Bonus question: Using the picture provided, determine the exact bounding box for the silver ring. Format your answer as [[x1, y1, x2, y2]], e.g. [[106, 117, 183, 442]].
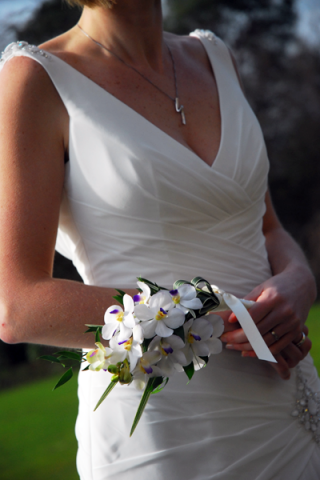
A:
[[270, 330, 280, 342], [294, 332, 306, 348]]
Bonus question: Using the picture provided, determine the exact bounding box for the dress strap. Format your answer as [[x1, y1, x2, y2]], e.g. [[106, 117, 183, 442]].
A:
[[189, 29, 241, 89], [0, 41, 76, 115]]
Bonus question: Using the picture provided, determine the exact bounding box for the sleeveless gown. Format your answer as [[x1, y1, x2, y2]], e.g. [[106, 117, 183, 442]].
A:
[[1, 30, 319, 480]]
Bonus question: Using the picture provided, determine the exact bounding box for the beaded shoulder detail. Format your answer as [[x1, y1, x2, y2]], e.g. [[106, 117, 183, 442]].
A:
[[0, 41, 51, 64], [291, 365, 320, 443], [191, 29, 218, 46]]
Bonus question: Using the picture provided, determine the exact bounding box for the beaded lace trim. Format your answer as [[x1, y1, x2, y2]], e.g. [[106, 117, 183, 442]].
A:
[[291, 365, 320, 443], [192, 29, 218, 46], [0, 41, 51, 64]]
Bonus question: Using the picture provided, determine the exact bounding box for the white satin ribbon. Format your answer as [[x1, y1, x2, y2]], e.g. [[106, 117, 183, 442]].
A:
[[208, 285, 277, 363]]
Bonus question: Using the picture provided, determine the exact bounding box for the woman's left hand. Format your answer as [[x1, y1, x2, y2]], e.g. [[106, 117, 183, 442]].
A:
[[220, 270, 313, 379]]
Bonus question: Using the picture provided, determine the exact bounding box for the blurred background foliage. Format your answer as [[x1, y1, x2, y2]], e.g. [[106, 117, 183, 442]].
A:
[[0, 0, 319, 383], [0, 1, 319, 478]]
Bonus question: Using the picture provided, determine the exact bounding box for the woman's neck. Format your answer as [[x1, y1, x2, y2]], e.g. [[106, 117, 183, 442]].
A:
[[78, 1, 165, 71]]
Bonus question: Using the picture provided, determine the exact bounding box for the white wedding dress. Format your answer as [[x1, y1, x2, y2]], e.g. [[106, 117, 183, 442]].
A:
[[1, 30, 319, 480]]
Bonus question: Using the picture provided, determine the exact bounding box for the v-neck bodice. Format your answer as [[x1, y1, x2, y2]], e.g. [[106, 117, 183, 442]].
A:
[[0, 31, 271, 295]]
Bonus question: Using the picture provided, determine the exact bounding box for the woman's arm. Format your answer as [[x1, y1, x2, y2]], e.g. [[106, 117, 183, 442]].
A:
[[220, 190, 316, 379], [0, 57, 135, 349]]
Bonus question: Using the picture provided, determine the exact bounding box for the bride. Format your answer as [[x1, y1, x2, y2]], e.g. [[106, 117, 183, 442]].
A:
[[0, 0, 319, 478]]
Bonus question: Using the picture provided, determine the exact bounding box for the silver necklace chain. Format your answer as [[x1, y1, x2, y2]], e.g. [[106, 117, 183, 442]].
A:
[[77, 24, 186, 125]]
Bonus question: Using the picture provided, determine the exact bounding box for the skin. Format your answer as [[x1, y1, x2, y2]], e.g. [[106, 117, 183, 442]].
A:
[[0, 0, 316, 377]]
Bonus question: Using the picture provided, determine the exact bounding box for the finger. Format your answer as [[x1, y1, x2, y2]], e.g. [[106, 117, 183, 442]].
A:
[[279, 343, 304, 368], [269, 354, 291, 380], [228, 285, 270, 324]]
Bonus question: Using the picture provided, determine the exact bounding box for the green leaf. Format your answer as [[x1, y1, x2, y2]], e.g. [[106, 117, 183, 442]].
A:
[[130, 377, 156, 437], [112, 295, 124, 305], [39, 355, 64, 365], [199, 356, 209, 365], [56, 351, 82, 362], [173, 279, 192, 289], [173, 325, 185, 343], [95, 329, 101, 343], [94, 379, 118, 411], [183, 362, 195, 381], [191, 276, 212, 292], [151, 377, 169, 395], [188, 308, 196, 319], [53, 368, 73, 390], [82, 364, 90, 371], [112, 290, 126, 306], [137, 277, 168, 295]]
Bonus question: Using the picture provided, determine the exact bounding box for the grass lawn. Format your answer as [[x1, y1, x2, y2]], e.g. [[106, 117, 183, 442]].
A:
[[306, 303, 320, 374], [0, 374, 79, 480], [0, 305, 319, 479]]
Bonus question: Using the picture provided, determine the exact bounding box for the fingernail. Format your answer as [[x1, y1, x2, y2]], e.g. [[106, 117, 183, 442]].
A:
[[242, 351, 255, 358], [226, 344, 234, 350], [220, 334, 228, 343]]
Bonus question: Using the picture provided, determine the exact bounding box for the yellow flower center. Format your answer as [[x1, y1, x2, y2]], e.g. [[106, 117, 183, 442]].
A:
[[116, 312, 124, 323], [123, 337, 133, 351], [188, 332, 195, 344], [172, 295, 181, 305], [155, 309, 167, 321]]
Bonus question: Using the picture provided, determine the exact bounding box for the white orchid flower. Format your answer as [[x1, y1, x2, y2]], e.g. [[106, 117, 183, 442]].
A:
[[206, 314, 224, 354], [149, 335, 188, 377], [102, 294, 136, 342], [169, 284, 203, 314], [182, 318, 215, 370], [109, 324, 144, 372], [134, 290, 185, 338], [133, 281, 151, 305], [131, 351, 162, 390], [86, 342, 121, 372]]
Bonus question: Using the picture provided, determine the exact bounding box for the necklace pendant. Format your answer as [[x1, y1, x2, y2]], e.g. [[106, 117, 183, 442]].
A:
[[175, 97, 186, 126]]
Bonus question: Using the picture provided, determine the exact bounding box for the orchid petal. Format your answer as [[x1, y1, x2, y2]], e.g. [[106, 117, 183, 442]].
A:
[[123, 312, 136, 328], [166, 335, 185, 349], [193, 318, 213, 341], [102, 323, 118, 340], [141, 319, 157, 339], [178, 284, 197, 300], [181, 298, 203, 310], [155, 321, 173, 338], [134, 304, 153, 321], [149, 291, 173, 311], [143, 350, 162, 365], [207, 315, 225, 337], [193, 342, 210, 357], [163, 309, 185, 329], [208, 337, 223, 354], [123, 294, 134, 313], [133, 324, 144, 344]]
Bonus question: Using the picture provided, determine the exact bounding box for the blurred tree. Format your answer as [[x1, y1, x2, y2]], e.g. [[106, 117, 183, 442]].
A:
[[0, 0, 319, 381], [166, 0, 320, 292], [15, 0, 81, 45]]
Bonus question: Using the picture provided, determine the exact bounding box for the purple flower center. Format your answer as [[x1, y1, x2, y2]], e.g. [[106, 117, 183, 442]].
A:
[[133, 294, 141, 303], [143, 365, 153, 375], [118, 339, 128, 345], [160, 308, 167, 315], [191, 333, 201, 341], [110, 308, 120, 314], [90, 351, 97, 358], [170, 289, 179, 296], [163, 345, 174, 355]]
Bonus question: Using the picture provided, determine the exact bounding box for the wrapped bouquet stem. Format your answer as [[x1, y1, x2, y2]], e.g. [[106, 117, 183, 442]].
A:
[[42, 276, 276, 436]]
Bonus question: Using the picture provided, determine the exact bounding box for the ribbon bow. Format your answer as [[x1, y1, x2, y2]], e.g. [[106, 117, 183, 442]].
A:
[[209, 285, 277, 363]]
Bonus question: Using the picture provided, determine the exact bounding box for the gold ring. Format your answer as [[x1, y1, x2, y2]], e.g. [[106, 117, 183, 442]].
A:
[[294, 332, 306, 348], [270, 330, 280, 342]]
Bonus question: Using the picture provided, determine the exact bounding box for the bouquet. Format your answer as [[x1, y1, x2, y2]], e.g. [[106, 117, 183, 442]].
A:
[[42, 276, 275, 436]]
